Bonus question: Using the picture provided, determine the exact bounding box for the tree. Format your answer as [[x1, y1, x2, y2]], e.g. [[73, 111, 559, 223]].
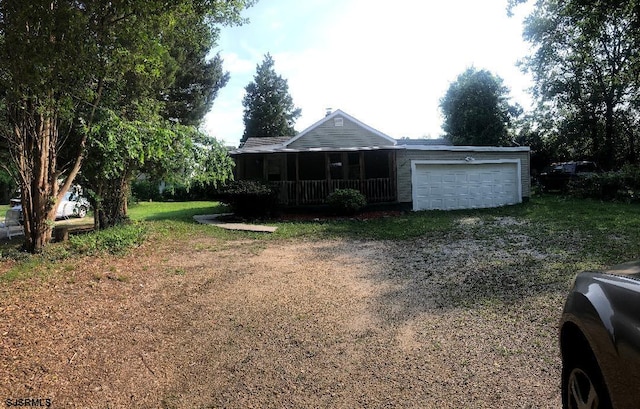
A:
[[440, 67, 521, 146], [241, 53, 301, 144], [517, 0, 640, 169], [159, 10, 231, 127], [81, 9, 236, 229], [0, 0, 251, 252], [83, 110, 234, 229]]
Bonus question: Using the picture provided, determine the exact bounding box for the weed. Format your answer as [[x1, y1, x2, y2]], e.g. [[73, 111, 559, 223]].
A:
[[115, 274, 130, 282]]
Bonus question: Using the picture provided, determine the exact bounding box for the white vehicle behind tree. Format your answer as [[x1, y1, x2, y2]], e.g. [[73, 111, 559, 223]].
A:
[[55, 190, 90, 219], [11, 186, 90, 221]]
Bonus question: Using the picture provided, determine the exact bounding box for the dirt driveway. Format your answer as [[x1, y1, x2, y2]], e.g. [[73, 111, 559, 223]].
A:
[[0, 219, 562, 408]]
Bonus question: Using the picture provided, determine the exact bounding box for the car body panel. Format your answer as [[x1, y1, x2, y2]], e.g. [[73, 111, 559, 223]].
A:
[[538, 161, 599, 191], [55, 191, 90, 219], [10, 190, 90, 220], [560, 262, 640, 408]]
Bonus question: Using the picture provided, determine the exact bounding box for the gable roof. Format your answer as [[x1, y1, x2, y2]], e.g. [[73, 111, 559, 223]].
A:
[[396, 138, 452, 146], [230, 109, 400, 154], [283, 109, 396, 148], [241, 136, 291, 149]]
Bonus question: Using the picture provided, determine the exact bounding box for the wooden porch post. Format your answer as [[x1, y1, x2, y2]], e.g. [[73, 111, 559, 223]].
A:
[[342, 152, 348, 180], [325, 152, 331, 182], [389, 150, 397, 201], [262, 155, 268, 181], [234, 156, 243, 179], [295, 153, 300, 206]]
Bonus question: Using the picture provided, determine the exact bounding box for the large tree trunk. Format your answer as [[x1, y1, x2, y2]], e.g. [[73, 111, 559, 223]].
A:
[[603, 99, 616, 170], [13, 105, 60, 252], [93, 174, 131, 230], [7, 96, 86, 253]]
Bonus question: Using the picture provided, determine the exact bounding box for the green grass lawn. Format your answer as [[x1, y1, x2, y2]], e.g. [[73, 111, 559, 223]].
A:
[[130, 195, 640, 268], [2, 195, 640, 282], [128, 200, 228, 222]]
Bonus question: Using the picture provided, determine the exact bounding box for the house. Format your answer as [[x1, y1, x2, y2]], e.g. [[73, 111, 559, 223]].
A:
[[230, 109, 530, 211]]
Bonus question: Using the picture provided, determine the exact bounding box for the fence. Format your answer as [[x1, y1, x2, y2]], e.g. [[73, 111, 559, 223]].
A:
[[275, 178, 395, 205]]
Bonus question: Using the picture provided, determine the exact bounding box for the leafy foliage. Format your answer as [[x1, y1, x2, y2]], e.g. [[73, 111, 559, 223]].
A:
[[158, 7, 231, 126], [68, 223, 147, 255], [440, 67, 521, 146], [326, 189, 367, 215], [131, 180, 165, 202], [84, 110, 234, 227], [216, 180, 279, 217], [520, 0, 640, 169], [0, 0, 253, 252], [241, 54, 301, 144], [567, 165, 640, 202]]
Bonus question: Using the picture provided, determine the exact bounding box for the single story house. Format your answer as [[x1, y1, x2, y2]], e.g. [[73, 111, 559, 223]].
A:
[[230, 109, 530, 211]]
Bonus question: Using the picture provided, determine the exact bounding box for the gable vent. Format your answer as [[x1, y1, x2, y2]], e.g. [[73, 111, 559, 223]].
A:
[[334, 117, 343, 127]]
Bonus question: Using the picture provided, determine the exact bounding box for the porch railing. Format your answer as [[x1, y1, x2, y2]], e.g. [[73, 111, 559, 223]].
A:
[[274, 178, 396, 206]]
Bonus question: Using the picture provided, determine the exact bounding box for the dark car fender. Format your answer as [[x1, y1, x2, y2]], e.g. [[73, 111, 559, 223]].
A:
[[561, 274, 640, 408]]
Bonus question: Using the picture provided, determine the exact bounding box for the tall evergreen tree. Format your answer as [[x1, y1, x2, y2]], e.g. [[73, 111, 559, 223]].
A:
[[241, 54, 301, 144], [440, 67, 520, 146]]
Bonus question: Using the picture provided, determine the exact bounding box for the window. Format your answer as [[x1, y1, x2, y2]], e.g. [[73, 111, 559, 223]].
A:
[[334, 117, 343, 127]]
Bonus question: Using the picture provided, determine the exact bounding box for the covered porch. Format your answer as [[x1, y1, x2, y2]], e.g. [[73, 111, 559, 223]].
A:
[[233, 150, 397, 206]]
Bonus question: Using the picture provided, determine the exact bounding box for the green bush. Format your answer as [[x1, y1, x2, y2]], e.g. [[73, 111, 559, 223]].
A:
[[131, 180, 163, 202], [326, 188, 367, 215], [215, 180, 279, 217], [68, 223, 147, 255], [569, 165, 640, 202]]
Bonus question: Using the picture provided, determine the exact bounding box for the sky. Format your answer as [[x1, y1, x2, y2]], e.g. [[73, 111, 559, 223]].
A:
[[202, 0, 535, 148]]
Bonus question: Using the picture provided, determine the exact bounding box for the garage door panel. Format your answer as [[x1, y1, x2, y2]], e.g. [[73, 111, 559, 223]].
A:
[[412, 161, 521, 211]]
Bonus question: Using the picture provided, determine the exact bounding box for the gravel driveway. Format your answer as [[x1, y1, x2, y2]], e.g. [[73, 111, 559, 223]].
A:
[[1, 216, 564, 408]]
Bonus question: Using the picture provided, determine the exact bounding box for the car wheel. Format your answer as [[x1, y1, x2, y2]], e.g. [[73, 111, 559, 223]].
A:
[[563, 355, 612, 409], [76, 206, 87, 218]]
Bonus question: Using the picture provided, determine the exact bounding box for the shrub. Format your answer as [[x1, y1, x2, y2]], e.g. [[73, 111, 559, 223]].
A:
[[326, 188, 367, 215], [569, 165, 640, 203], [215, 180, 279, 217], [68, 223, 147, 255], [131, 180, 163, 202]]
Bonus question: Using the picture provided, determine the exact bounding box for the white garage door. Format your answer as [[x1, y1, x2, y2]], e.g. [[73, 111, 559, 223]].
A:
[[412, 160, 522, 211]]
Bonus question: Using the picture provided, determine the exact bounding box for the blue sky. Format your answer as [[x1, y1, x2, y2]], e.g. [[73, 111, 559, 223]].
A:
[[202, 0, 534, 147]]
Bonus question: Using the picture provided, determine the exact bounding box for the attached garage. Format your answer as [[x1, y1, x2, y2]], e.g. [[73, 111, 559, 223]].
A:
[[411, 160, 522, 211], [395, 146, 530, 211]]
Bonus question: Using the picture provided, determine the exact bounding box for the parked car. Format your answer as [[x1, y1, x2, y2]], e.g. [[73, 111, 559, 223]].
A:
[[56, 190, 90, 219], [10, 189, 90, 220], [560, 261, 640, 408], [538, 161, 599, 191]]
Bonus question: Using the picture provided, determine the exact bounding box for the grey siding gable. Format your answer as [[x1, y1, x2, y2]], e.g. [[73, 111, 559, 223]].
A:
[[288, 114, 394, 149]]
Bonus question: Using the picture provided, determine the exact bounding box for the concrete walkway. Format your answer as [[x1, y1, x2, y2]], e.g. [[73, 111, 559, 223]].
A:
[[193, 213, 278, 233]]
